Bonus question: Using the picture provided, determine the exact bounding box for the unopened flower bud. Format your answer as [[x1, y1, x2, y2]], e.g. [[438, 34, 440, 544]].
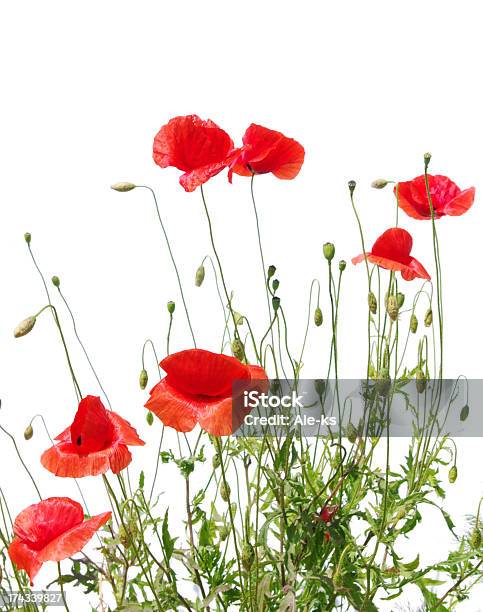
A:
[[386, 295, 399, 321], [323, 243, 335, 262], [24, 424, 34, 440], [314, 307, 323, 327], [51, 275, 60, 288], [146, 411, 154, 426], [231, 338, 245, 362], [219, 525, 230, 541], [348, 180, 356, 194], [167, 301, 175, 315], [139, 369, 148, 390], [376, 368, 391, 396], [410, 314, 418, 333], [314, 379, 326, 396], [424, 308, 433, 327], [448, 465, 458, 484], [272, 296, 281, 311], [396, 292, 405, 308], [423, 152, 432, 168], [111, 182, 136, 192], [416, 368, 427, 394], [242, 542, 255, 570], [233, 311, 244, 326], [24, 232, 32, 244], [346, 422, 358, 444], [460, 404, 470, 422], [368, 292, 377, 315], [371, 179, 389, 189], [212, 454, 221, 469], [272, 279, 280, 292], [14, 316, 36, 338], [195, 264, 205, 287], [267, 265, 276, 279], [339, 260, 346, 272], [220, 481, 231, 502], [470, 527, 482, 549]]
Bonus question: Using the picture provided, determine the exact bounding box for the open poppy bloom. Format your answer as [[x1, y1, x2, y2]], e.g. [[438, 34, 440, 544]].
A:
[[153, 115, 234, 192], [227, 124, 305, 181], [8, 497, 111, 585], [396, 174, 475, 220], [352, 228, 430, 281], [145, 348, 268, 436], [41, 395, 144, 478]]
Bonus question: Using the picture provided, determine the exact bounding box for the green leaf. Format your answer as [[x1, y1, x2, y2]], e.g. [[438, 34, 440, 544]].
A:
[[401, 553, 419, 572], [162, 510, 176, 562]]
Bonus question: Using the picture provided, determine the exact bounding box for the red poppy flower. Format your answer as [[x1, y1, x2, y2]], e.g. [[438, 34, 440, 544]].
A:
[[319, 504, 339, 524], [145, 348, 268, 436], [41, 395, 144, 478], [227, 124, 305, 181], [352, 228, 430, 281], [8, 497, 111, 585], [395, 174, 475, 220], [153, 115, 234, 192]]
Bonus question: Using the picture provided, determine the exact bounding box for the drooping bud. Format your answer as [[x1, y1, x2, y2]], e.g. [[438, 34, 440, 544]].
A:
[[111, 182, 136, 192], [410, 314, 418, 333], [314, 307, 323, 327], [272, 296, 281, 311], [139, 369, 148, 390], [219, 525, 230, 541], [386, 295, 399, 321], [220, 481, 231, 502], [371, 178, 389, 189], [396, 292, 405, 308], [323, 243, 335, 262], [212, 454, 221, 469], [24, 232, 32, 244], [339, 260, 346, 272], [346, 422, 358, 444], [460, 404, 470, 422], [167, 301, 175, 315], [424, 309, 433, 327], [242, 543, 255, 570], [416, 368, 427, 394], [470, 527, 482, 549], [272, 279, 280, 292], [267, 265, 276, 279], [423, 152, 432, 169], [146, 411, 154, 426], [51, 275, 60, 288], [376, 367, 391, 396], [368, 292, 377, 315], [14, 316, 36, 338], [195, 264, 205, 287], [348, 180, 356, 194], [233, 311, 245, 326], [314, 379, 326, 396], [231, 338, 245, 362], [24, 424, 34, 440], [448, 465, 458, 483]]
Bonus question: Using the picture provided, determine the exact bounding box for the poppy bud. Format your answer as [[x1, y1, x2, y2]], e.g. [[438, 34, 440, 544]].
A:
[[219, 525, 230, 541], [233, 311, 245, 326], [448, 465, 458, 483], [242, 542, 255, 570], [424, 152, 432, 168], [24, 424, 34, 440], [51, 275, 60, 288], [470, 527, 482, 549], [339, 260, 346, 272], [220, 482, 231, 502], [323, 243, 335, 262], [346, 422, 358, 444], [231, 339, 245, 362], [376, 368, 391, 396], [348, 180, 356, 194], [410, 314, 418, 333], [396, 292, 405, 308], [386, 295, 399, 321], [416, 368, 427, 394], [368, 292, 377, 315], [314, 307, 323, 327], [272, 296, 281, 312], [24, 232, 32, 244], [146, 411, 154, 426], [424, 309, 433, 327], [460, 404, 470, 422], [111, 182, 136, 192], [212, 454, 221, 469], [272, 279, 280, 292], [195, 264, 205, 287], [371, 179, 389, 189], [314, 379, 326, 396], [267, 265, 276, 279], [14, 316, 36, 338], [139, 369, 148, 390], [167, 301, 175, 315]]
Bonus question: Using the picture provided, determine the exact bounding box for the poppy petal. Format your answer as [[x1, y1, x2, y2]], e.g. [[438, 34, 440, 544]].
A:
[[38, 512, 111, 563], [41, 443, 111, 478], [108, 412, 144, 447], [401, 257, 431, 281], [145, 379, 198, 433], [108, 444, 133, 474], [179, 161, 228, 192], [371, 228, 412, 263], [70, 396, 114, 454], [8, 539, 42, 585], [444, 187, 475, 216], [396, 181, 430, 220]]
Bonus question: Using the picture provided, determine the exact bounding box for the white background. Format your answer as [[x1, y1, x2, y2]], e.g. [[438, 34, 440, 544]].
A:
[[1, 1, 482, 609]]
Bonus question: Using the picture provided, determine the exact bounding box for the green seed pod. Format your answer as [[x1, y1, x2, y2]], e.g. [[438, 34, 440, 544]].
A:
[[410, 314, 418, 334], [339, 260, 347, 272], [139, 369, 148, 390], [460, 404, 470, 422], [272, 296, 281, 311], [111, 182, 136, 192], [424, 152, 432, 167], [220, 482, 231, 502], [51, 275, 60, 288], [14, 316, 36, 338], [272, 279, 280, 292], [314, 307, 323, 327], [396, 292, 405, 308], [231, 338, 245, 362], [24, 424, 34, 440], [386, 295, 399, 322], [24, 232, 32, 244], [195, 264, 205, 287], [267, 265, 276, 279], [167, 301, 176, 315], [323, 242, 335, 262], [348, 180, 356, 194], [376, 368, 391, 396], [371, 178, 389, 189], [448, 465, 458, 484], [242, 542, 255, 571], [416, 368, 427, 394], [146, 411, 154, 426], [424, 308, 433, 327], [212, 454, 221, 469], [368, 292, 377, 315], [470, 527, 482, 549], [346, 422, 358, 444]]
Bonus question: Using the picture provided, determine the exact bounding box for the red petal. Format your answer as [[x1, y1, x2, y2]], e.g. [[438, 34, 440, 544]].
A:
[[179, 161, 227, 192], [108, 444, 133, 474], [41, 441, 133, 477], [38, 512, 111, 563], [8, 538, 42, 585], [396, 180, 430, 220], [145, 379, 199, 433], [108, 412, 144, 446], [371, 228, 412, 263], [444, 186, 475, 216], [401, 257, 431, 281], [160, 349, 249, 397], [70, 396, 114, 453]]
